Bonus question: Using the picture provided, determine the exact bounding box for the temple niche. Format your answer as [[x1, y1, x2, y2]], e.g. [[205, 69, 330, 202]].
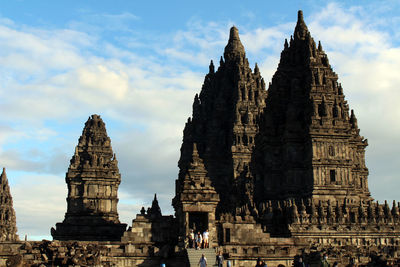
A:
[[51, 114, 126, 241]]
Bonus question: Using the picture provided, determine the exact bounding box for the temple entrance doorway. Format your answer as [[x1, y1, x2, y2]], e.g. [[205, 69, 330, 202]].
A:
[[188, 212, 208, 233]]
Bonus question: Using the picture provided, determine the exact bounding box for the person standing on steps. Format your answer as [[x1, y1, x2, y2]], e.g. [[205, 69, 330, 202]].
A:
[[203, 229, 209, 248], [196, 231, 203, 249], [198, 253, 207, 267], [216, 251, 224, 267], [189, 229, 195, 248]]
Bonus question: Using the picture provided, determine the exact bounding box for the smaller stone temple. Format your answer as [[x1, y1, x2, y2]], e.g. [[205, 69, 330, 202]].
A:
[[173, 143, 220, 247], [51, 114, 126, 241], [0, 168, 18, 241]]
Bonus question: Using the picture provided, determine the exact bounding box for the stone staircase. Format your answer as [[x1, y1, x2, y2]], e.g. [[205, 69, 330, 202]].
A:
[[186, 248, 217, 267]]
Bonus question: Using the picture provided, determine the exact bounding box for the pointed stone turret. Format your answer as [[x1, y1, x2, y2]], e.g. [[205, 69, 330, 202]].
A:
[[0, 168, 18, 241], [52, 114, 126, 241], [255, 10, 370, 204], [148, 194, 162, 218]]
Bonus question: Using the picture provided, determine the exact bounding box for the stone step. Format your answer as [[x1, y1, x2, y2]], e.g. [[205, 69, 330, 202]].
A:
[[187, 248, 217, 267]]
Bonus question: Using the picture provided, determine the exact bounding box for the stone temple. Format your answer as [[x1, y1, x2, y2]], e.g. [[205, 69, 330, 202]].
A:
[[51, 115, 127, 241], [0, 10, 400, 267]]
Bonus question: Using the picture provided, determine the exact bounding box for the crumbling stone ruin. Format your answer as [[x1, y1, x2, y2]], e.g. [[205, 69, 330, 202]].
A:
[[51, 114, 127, 241], [0, 10, 400, 267], [0, 168, 18, 242]]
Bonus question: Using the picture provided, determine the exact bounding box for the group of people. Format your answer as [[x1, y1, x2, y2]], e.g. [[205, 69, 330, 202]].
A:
[[198, 251, 230, 267], [188, 229, 209, 249]]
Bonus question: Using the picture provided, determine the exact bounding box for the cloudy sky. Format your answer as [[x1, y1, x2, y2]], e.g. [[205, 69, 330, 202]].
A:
[[1, 1, 400, 240]]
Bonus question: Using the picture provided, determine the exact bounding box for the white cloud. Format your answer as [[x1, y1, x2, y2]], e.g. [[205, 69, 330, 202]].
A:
[[11, 174, 66, 240]]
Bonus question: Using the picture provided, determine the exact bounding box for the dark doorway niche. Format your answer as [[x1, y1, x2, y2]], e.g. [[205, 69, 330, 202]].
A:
[[330, 170, 336, 182], [189, 212, 208, 233]]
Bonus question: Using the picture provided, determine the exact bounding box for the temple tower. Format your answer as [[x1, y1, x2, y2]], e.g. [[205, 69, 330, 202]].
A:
[[176, 26, 267, 216], [0, 168, 18, 241], [52, 115, 126, 241], [254, 11, 370, 204]]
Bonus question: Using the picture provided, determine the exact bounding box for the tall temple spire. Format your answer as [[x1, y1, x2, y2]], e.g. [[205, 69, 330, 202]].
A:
[[254, 10, 370, 204], [0, 168, 18, 241], [52, 114, 126, 241], [174, 25, 267, 221]]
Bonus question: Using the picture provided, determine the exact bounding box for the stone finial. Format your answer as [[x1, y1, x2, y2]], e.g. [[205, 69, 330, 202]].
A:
[[298, 10, 304, 22], [254, 63, 260, 75], [392, 200, 399, 218], [209, 60, 215, 74], [350, 109, 358, 128], [229, 26, 240, 42], [294, 10, 309, 40], [192, 94, 201, 120], [149, 193, 162, 218], [192, 143, 200, 159], [318, 41, 323, 52], [224, 26, 245, 62]]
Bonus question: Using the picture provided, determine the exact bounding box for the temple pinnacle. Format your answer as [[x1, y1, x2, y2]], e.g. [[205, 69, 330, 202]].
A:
[[229, 26, 240, 41], [298, 10, 304, 22], [224, 26, 245, 62], [294, 10, 309, 40]]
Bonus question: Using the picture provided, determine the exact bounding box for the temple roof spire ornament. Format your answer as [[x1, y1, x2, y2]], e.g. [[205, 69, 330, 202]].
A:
[[224, 26, 245, 62], [294, 10, 309, 40], [148, 193, 162, 218]]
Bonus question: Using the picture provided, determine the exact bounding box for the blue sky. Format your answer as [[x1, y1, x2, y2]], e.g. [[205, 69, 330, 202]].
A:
[[1, 1, 400, 240]]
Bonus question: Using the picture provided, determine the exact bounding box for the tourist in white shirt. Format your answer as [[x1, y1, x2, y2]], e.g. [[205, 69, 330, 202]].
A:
[[202, 229, 209, 248]]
